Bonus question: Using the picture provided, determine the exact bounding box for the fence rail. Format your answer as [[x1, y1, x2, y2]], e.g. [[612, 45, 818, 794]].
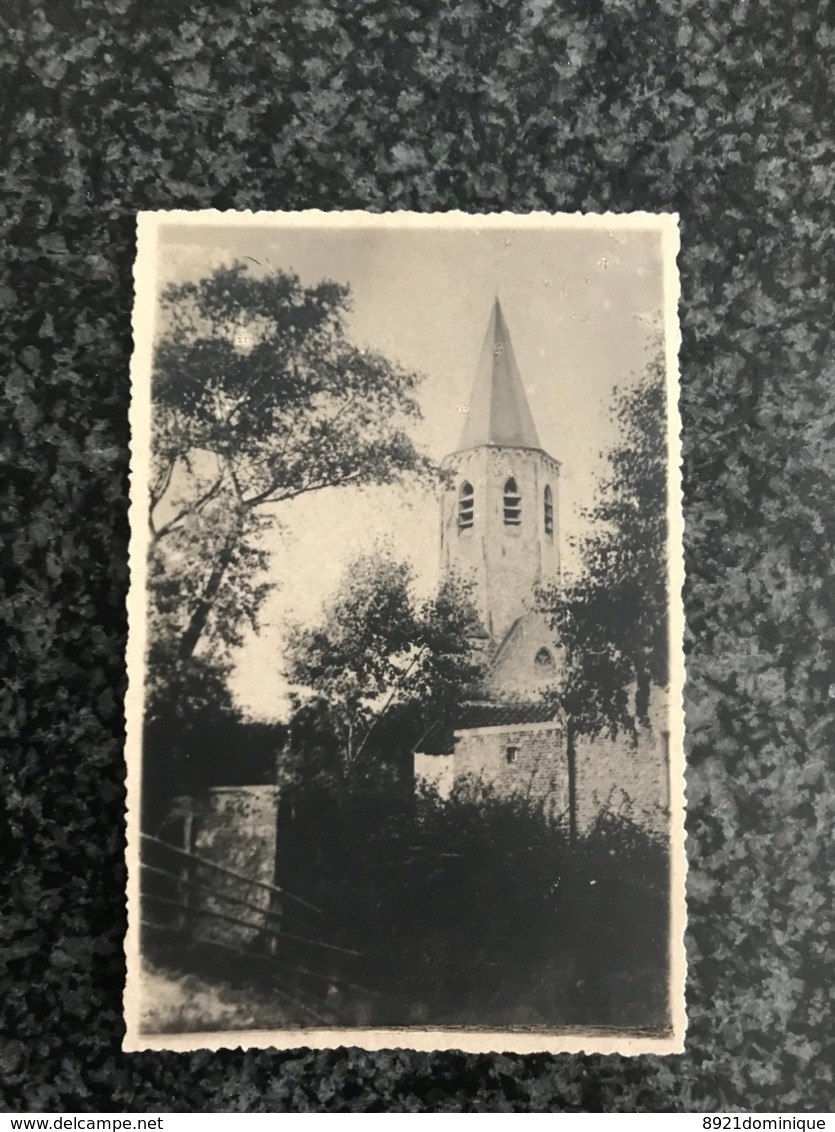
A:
[[143, 887, 362, 956], [139, 834, 417, 1026], [139, 860, 312, 932], [139, 834, 362, 967], [138, 918, 336, 1027], [141, 832, 322, 913]]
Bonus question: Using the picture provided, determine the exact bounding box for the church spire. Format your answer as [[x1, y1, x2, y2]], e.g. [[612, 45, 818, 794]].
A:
[[457, 298, 541, 453]]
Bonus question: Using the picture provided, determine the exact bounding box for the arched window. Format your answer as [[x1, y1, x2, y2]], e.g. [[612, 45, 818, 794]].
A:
[[503, 477, 521, 525], [544, 484, 554, 536], [535, 647, 554, 669], [458, 481, 474, 531]]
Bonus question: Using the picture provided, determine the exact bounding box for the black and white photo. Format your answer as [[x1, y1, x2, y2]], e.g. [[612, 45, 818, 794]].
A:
[[123, 210, 685, 1054]]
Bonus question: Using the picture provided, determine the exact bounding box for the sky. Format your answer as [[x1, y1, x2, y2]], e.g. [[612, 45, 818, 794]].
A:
[[155, 218, 667, 721]]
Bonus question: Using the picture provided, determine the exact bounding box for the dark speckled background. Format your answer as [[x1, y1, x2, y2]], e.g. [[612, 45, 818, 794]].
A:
[[2, 0, 833, 1113]]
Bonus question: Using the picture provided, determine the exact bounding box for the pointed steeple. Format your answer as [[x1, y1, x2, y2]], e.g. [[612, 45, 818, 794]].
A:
[[457, 298, 541, 453]]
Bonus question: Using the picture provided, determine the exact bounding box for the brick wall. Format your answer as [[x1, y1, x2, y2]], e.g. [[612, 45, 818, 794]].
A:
[[574, 687, 670, 835], [414, 686, 671, 835], [453, 723, 569, 817], [574, 731, 668, 835]]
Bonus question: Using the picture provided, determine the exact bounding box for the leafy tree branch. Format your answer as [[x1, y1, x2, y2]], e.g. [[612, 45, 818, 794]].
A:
[[147, 261, 436, 666], [286, 549, 485, 770], [539, 346, 669, 768]]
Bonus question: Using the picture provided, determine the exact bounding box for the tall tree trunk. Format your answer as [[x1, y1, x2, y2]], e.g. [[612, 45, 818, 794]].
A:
[[353, 653, 421, 764], [567, 719, 577, 845], [178, 532, 238, 659], [636, 666, 651, 726]]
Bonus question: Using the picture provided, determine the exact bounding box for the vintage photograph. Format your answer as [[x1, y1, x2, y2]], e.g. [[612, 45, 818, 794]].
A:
[[123, 211, 685, 1054]]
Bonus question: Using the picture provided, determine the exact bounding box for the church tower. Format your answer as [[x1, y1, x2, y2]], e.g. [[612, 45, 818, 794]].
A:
[[418, 300, 667, 831], [440, 299, 561, 651]]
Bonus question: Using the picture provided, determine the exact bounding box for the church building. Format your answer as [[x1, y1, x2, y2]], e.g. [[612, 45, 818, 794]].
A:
[[414, 300, 670, 833]]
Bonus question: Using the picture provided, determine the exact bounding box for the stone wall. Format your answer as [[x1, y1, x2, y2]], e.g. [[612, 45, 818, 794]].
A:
[[414, 752, 455, 799], [574, 730, 669, 836], [453, 722, 569, 817], [176, 786, 280, 945], [574, 687, 670, 836], [414, 686, 671, 835]]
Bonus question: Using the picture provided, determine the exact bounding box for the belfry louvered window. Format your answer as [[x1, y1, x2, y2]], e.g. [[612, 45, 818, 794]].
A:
[[458, 482, 474, 531], [503, 477, 522, 525], [544, 485, 554, 535]]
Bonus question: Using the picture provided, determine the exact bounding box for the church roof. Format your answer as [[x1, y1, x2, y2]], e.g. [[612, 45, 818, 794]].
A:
[[416, 701, 559, 756], [456, 298, 541, 453]]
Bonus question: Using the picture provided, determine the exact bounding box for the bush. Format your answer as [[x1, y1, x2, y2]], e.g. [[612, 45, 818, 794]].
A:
[[270, 772, 670, 1033]]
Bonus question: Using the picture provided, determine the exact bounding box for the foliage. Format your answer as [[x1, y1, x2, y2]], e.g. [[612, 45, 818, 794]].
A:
[[142, 495, 274, 820], [141, 643, 283, 828], [147, 260, 433, 664], [540, 353, 669, 740], [286, 550, 416, 733], [267, 779, 670, 1031], [141, 262, 436, 812], [285, 548, 484, 768]]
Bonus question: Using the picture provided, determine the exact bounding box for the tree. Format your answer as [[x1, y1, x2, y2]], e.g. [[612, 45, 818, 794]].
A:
[[142, 630, 288, 827], [147, 261, 434, 667], [142, 262, 435, 816], [539, 353, 669, 836], [285, 547, 484, 770]]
